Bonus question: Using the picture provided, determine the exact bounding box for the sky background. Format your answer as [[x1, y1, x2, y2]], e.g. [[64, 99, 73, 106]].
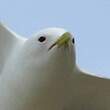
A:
[[0, 0, 110, 77]]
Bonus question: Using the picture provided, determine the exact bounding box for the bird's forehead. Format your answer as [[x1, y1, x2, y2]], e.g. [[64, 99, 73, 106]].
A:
[[36, 28, 67, 37]]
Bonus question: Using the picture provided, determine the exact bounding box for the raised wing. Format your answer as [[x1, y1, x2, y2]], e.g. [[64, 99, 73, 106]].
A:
[[0, 22, 26, 73], [74, 66, 110, 90], [68, 66, 110, 110]]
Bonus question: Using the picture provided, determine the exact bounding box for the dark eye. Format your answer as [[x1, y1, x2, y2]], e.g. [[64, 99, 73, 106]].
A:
[[38, 36, 46, 42], [72, 38, 75, 44]]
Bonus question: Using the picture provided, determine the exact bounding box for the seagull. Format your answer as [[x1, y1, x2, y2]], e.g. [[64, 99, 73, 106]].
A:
[[0, 22, 110, 110]]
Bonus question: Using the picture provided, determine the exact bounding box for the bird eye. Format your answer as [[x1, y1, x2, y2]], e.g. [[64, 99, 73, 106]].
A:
[[38, 36, 46, 42], [72, 38, 75, 44]]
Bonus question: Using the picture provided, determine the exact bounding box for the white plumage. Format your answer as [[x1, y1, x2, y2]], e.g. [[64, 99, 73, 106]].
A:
[[0, 23, 110, 110]]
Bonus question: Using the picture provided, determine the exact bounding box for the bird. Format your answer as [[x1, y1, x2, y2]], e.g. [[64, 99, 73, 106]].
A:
[[0, 22, 110, 110]]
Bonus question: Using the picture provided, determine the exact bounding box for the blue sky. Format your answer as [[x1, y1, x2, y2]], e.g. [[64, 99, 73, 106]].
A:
[[0, 0, 110, 77]]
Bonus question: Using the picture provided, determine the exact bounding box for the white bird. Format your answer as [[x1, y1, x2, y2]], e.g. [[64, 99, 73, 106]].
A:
[[0, 22, 110, 110]]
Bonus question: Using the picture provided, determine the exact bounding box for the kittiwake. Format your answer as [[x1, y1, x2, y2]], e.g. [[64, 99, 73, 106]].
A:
[[0, 23, 110, 110]]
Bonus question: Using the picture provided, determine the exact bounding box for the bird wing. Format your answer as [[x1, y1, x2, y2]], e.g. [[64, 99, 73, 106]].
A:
[[0, 22, 26, 73], [74, 66, 110, 89], [67, 67, 110, 110]]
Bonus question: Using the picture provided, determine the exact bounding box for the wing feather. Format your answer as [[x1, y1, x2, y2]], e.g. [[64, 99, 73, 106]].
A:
[[0, 22, 26, 73]]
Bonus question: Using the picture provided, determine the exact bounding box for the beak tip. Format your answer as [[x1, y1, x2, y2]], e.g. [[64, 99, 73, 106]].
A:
[[48, 32, 71, 51]]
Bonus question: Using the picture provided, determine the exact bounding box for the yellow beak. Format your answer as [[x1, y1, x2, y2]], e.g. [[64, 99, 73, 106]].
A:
[[48, 32, 71, 50]]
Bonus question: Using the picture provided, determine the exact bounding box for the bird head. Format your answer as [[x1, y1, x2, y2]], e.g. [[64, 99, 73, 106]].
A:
[[22, 28, 76, 73]]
